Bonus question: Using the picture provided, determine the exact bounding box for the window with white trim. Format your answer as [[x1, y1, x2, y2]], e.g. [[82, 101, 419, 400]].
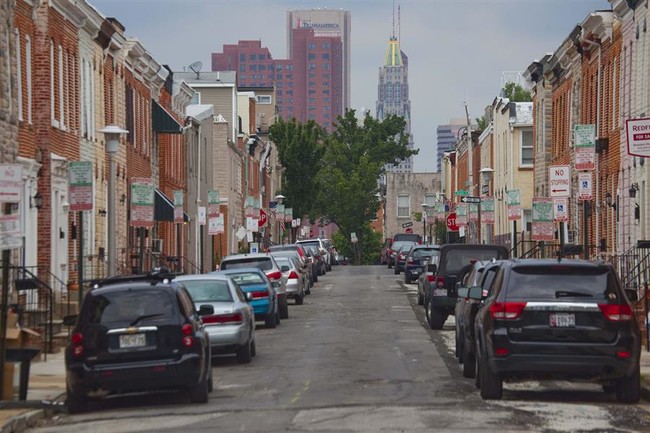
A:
[[520, 129, 533, 166], [256, 95, 271, 104], [15, 29, 22, 121], [58, 45, 64, 129], [50, 41, 56, 126], [397, 195, 410, 218], [25, 36, 32, 124]]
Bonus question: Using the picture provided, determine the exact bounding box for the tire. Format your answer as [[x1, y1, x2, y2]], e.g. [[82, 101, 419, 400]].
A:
[[66, 387, 87, 414], [463, 346, 476, 379], [426, 301, 447, 330], [189, 370, 209, 403], [313, 272, 318, 283], [265, 310, 277, 328], [388, 261, 393, 269], [602, 383, 615, 394], [615, 364, 641, 403], [479, 357, 502, 400], [295, 292, 304, 305], [207, 367, 213, 392], [404, 274, 410, 284], [279, 295, 289, 319], [394, 266, 400, 275], [417, 290, 424, 306], [236, 337, 253, 364], [251, 338, 256, 357]]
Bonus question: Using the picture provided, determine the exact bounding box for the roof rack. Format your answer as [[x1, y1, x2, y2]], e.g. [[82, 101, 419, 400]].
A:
[[89, 267, 176, 289]]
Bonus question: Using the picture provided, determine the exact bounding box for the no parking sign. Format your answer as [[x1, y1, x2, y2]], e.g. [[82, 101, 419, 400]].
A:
[[553, 198, 568, 222]]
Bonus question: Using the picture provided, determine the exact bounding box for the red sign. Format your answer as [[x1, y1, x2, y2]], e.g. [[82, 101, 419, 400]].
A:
[[258, 208, 268, 227], [446, 212, 459, 232], [405, 227, 413, 234]]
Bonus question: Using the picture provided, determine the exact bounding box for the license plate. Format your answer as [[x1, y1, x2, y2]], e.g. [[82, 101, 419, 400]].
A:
[[433, 289, 447, 296], [119, 333, 146, 348], [549, 313, 575, 328], [412, 268, 421, 274]]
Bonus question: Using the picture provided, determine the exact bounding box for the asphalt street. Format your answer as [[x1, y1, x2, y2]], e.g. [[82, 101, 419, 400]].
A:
[[25, 265, 650, 433]]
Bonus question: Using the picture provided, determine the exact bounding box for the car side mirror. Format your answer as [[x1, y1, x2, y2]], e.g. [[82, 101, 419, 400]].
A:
[[63, 315, 78, 326], [427, 263, 437, 274], [468, 286, 483, 300], [272, 281, 280, 288], [198, 304, 215, 316], [457, 287, 469, 299], [625, 288, 639, 302], [280, 265, 290, 272], [245, 292, 254, 302]]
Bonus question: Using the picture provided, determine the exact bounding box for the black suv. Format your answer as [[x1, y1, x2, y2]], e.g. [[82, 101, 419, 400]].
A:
[[424, 244, 509, 330], [64, 269, 213, 413], [471, 259, 641, 402]]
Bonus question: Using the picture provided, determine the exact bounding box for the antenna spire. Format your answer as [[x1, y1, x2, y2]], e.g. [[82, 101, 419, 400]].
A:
[[392, 0, 395, 38], [398, 4, 401, 42]]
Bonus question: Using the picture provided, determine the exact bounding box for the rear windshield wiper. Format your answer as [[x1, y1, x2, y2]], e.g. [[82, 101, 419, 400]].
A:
[[555, 291, 593, 298], [129, 314, 164, 326]]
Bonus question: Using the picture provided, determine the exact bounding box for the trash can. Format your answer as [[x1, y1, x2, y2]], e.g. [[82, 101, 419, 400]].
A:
[[6, 348, 41, 400]]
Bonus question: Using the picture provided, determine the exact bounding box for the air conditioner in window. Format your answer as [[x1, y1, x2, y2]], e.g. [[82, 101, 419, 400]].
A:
[[151, 239, 163, 254]]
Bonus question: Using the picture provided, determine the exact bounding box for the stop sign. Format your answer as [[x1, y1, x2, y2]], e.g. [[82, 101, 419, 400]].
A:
[[405, 227, 413, 234], [258, 208, 268, 227], [446, 212, 459, 232]]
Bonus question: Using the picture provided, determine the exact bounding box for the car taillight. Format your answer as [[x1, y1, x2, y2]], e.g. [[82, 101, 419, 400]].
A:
[[427, 274, 434, 282], [407, 257, 414, 263], [599, 304, 634, 322], [494, 347, 509, 357], [266, 271, 283, 281], [489, 302, 527, 320], [250, 290, 269, 299], [434, 275, 445, 287], [181, 324, 194, 347], [203, 312, 244, 325], [71, 332, 84, 358], [289, 271, 299, 280]]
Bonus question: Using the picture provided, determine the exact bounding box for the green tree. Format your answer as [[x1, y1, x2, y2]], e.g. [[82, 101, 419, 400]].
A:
[[502, 82, 532, 102], [269, 118, 326, 218], [314, 109, 417, 264], [332, 224, 381, 265], [475, 116, 488, 131]]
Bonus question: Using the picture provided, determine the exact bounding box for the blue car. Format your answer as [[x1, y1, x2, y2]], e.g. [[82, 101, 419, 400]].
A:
[[215, 268, 280, 329]]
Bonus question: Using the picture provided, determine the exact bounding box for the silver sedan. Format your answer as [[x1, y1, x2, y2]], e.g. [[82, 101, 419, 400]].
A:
[[174, 273, 256, 364]]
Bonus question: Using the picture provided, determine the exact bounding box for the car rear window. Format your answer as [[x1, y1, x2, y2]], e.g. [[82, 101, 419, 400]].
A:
[[506, 266, 617, 300], [228, 272, 266, 286], [181, 280, 233, 302], [87, 289, 176, 325], [444, 249, 507, 273], [413, 248, 438, 258], [393, 234, 422, 243], [222, 258, 273, 271]]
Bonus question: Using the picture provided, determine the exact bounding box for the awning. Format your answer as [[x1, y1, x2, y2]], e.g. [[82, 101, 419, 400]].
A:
[[154, 189, 188, 222], [152, 101, 183, 134]]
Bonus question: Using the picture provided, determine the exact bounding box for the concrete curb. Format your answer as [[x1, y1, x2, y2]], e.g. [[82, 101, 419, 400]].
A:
[[1, 409, 44, 433]]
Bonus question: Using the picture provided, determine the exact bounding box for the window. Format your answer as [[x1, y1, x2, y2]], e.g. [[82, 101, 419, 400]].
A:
[[322, 42, 330, 49], [321, 53, 330, 60], [50, 41, 55, 125], [249, 64, 257, 71], [25, 36, 32, 123], [308, 42, 316, 50], [258, 64, 266, 71], [249, 54, 255, 61], [397, 195, 410, 218], [58, 45, 64, 129], [256, 95, 272, 104], [258, 54, 266, 61], [520, 129, 533, 166], [240, 53, 246, 62], [308, 63, 316, 70], [308, 54, 316, 60], [240, 64, 245, 72], [15, 29, 22, 121], [424, 195, 436, 208]]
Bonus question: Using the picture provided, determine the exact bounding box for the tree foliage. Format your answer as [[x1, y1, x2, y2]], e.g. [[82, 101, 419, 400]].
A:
[[502, 82, 532, 102], [475, 116, 488, 131], [270, 109, 416, 264]]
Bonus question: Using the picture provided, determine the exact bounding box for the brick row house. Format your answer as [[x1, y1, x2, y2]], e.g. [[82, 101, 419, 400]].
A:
[[440, 4, 650, 288], [3, 0, 282, 353]]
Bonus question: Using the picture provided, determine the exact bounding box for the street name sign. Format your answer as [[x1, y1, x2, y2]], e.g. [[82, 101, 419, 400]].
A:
[[454, 190, 468, 196], [402, 221, 413, 228], [461, 196, 481, 204]]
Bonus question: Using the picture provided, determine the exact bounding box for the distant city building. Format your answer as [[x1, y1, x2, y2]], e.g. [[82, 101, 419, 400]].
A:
[[287, 9, 351, 113], [436, 119, 466, 172], [211, 12, 347, 131], [376, 35, 414, 173]]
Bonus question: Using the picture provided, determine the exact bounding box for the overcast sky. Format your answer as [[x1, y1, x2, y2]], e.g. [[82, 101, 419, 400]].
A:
[[90, 0, 612, 172]]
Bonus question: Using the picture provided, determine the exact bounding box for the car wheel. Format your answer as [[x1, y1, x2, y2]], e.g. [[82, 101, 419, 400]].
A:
[[462, 343, 476, 379], [66, 386, 87, 414], [295, 291, 304, 305], [602, 383, 615, 394], [251, 338, 257, 357], [279, 295, 289, 319], [404, 274, 410, 284], [427, 302, 447, 330], [394, 266, 400, 275], [388, 261, 393, 269], [474, 347, 481, 389], [479, 357, 502, 400], [313, 272, 318, 283], [236, 337, 253, 364], [276, 307, 281, 325], [615, 364, 640, 403], [417, 290, 424, 306], [188, 370, 209, 403], [265, 310, 277, 328]]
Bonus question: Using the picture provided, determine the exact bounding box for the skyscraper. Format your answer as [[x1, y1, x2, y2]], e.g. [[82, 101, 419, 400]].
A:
[[436, 119, 466, 172], [287, 9, 351, 113], [211, 41, 274, 88], [376, 35, 414, 173]]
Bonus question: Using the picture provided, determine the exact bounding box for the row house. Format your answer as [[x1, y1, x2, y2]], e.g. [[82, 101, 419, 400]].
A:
[[1, 0, 18, 163]]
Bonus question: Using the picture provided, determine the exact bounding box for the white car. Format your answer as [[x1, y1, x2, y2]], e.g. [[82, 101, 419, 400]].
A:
[[273, 255, 306, 305]]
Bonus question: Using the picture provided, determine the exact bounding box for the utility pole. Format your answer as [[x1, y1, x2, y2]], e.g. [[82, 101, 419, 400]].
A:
[[464, 102, 473, 243]]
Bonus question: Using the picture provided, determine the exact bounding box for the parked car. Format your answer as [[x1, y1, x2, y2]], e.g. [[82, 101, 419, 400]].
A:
[[387, 240, 417, 269], [380, 238, 393, 265], [220, 253, 289, 319], [424, 244, 509, 330], [297, 238, 331, 272], [273, 255, 306, 305], [392, 233, 422, 244], [393, 242, 416, 275], [175, 273, 257, 363], [454, 259, 495, 378], [416, 254, 439, 306], [63, 269, 213, 413], [302, 243, 326, 277], [472, 258, 641, 403], [214, 268, 280, 328], [403, 245, 440, 283], [269, 249, 312, 293]]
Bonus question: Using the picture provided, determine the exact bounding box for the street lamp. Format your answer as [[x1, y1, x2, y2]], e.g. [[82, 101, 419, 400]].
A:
[[275, 194, 285, 244], [421, 203, 429, 243], [99, 125, 128, 277]]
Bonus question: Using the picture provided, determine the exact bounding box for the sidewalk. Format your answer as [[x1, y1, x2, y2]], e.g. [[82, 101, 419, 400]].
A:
[[0, 348, 650, 432]]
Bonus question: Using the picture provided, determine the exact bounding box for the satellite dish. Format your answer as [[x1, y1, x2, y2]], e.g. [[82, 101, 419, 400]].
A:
[[188, 61, 202, 78]]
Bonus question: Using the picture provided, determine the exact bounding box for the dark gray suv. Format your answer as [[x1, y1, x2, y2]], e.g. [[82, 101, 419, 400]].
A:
[[471, 258, 641, 402]]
